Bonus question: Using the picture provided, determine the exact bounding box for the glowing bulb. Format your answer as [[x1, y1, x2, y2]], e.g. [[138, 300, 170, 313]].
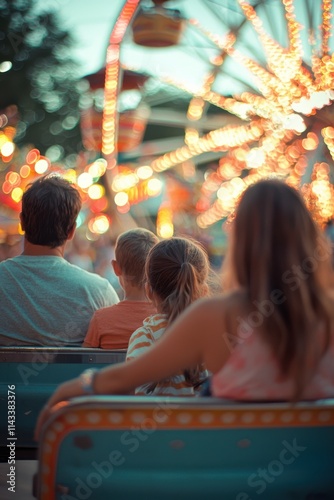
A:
[[8, 172, 20, 185], [282, 114, 306, 133], [89, 215, 110, 234], [0, 61, 12, 73], [88, 184, 105, 200], [77, 172, 93, 189], [309, 91, 330, 109], [20, 165, 31, 178], [136, 166, 153, 180], [114, 192, 129, 206], [88, 159, 107, 178], [63, 169, 77, 183], [147, 178, 162, 196], [1, 142, 14, 157], [112, 173, 138, 192], [11, 187, 23, 203], [158, 223, 174, 239], [246, 148, 265, 168], [34, 159, 49, 174]]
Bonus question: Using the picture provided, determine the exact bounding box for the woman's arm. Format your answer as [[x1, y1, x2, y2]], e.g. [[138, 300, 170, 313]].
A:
[[94, 298, 225, 394], [35, 297, 230, 438]]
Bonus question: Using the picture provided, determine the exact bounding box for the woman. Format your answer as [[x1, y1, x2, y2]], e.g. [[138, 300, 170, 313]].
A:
[[35, 179, 334, 438]]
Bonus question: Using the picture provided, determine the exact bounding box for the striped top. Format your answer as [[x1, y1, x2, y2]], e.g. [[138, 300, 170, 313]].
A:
[[126, 313, 208, 396]]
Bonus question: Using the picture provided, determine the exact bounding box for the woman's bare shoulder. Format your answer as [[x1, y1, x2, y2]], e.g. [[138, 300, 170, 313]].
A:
[[186, 289, 247, 320]]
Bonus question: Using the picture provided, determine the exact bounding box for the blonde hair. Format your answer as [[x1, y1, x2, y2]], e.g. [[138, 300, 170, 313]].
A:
[[224, 179, 334, 400], [115, 228, 158, 287]]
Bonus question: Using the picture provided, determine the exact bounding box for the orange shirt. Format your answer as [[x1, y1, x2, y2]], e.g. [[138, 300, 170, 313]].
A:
[[83, 301, 156, 349]]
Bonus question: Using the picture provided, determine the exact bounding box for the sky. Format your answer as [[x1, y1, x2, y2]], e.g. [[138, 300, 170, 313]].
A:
[[37, 0, 125, 77], [35, 0, 332, 96], [35, 0, 223, 95]]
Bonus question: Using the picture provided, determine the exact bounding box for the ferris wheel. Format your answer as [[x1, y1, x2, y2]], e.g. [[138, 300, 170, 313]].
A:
[[97, 0, 334, 237]]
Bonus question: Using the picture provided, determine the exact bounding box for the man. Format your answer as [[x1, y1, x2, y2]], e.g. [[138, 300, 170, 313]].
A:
[[0, 174, 119, 346]]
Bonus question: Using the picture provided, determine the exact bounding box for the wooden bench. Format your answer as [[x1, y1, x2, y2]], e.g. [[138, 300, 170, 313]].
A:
[[0, 347, 126, 460], [35, 396, 334, 499]]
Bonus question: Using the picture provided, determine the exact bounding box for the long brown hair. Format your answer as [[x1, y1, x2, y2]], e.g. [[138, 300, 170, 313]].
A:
[[224, 179, 334, 400]]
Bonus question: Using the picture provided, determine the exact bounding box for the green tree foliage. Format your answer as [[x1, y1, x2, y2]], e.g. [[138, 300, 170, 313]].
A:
[[0, 0, 82, 157]]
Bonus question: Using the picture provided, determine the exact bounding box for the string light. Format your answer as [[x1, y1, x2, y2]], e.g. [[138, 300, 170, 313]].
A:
[[102, 0, 141, 165], [1, 1, 334, 234], [146, 1, 334, 227]]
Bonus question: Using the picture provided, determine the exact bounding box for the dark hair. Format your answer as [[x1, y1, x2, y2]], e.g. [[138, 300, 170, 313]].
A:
[[115, 228, 158, 287], [21, 175, 82, 248], [224, 178, 334, 400]]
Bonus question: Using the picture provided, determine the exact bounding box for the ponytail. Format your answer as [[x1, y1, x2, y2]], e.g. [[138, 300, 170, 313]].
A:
[[146, 236, 209, 322], [162, 261, 199, 324]]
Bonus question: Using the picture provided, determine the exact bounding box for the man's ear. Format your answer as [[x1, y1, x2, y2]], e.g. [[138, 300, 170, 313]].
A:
[[19, 213, 25, 231], [67, 223, 76, 241], [112, 259, 122, 277]]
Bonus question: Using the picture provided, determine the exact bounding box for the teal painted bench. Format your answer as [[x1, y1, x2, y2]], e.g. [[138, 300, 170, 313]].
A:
[[35, 396, 334, 499], [0, 347, 126, 460]]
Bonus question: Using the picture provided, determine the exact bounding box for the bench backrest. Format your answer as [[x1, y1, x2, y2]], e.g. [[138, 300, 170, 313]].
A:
[[36, 396, 334, 500], [0, 347, 126, 456]]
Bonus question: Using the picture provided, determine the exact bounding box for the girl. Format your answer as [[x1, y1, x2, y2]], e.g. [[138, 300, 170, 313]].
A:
[[126, 237, 210, 396], [36, 180, 334, 437]]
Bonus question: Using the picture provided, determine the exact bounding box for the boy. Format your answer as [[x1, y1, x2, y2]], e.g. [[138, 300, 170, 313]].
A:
[[83, 228, 158, 349]]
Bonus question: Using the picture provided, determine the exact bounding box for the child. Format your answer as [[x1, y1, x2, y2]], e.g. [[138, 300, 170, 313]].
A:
[[126, 237, 210, 396], [83, 228, 158, 349], [36, 180, 334, 436]]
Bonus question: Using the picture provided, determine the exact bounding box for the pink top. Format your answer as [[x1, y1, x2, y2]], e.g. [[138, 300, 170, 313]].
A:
[[212, 330, 334, 400]]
